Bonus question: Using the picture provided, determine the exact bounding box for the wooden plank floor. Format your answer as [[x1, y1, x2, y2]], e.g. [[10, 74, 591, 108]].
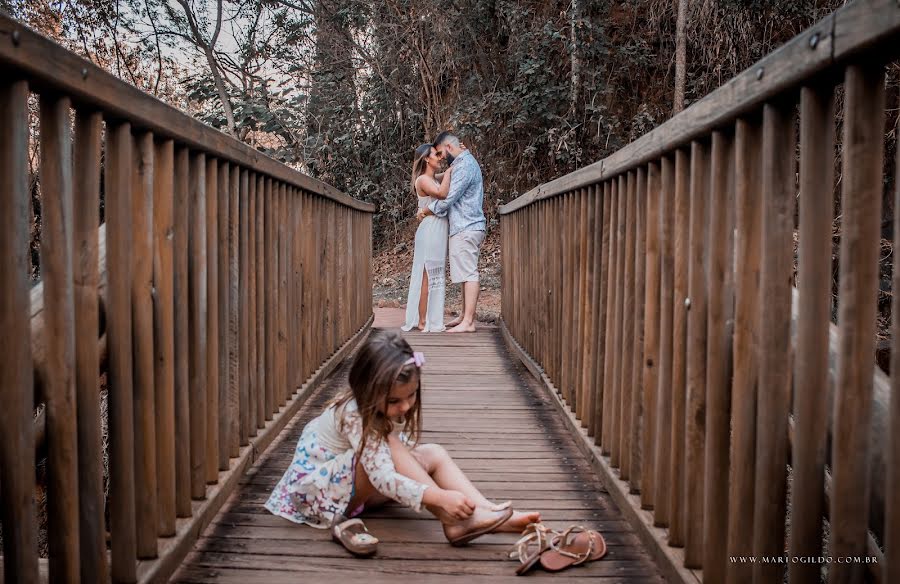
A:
[[173, 311, 665, 583]]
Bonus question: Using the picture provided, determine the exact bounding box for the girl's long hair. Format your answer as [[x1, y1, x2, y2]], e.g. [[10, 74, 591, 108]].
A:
[[333, 330, 423, 458], [410, 143, 433, 195]]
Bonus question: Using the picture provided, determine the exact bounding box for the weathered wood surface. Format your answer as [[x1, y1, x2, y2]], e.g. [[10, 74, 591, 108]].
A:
[[173, 312, 666, 583]]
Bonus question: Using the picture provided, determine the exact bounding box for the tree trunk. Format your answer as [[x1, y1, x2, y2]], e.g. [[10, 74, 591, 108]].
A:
[[673, 0, 688, 115], [569, 0, 581, 113]]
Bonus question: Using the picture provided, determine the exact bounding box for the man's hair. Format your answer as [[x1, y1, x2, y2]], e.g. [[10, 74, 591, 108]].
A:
[[433, 131, 460, 148]]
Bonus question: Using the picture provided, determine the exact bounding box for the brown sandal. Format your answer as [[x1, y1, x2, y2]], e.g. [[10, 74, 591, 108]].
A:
[[508, 522, 555, 575], [538, 525, 607, 572], [445, 506, 514, 546], [331, 515, 378, 557]]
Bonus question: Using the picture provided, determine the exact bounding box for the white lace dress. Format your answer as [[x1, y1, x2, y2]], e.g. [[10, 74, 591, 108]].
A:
[[264, 399, 428, 528], [402, 190, 449, 332]]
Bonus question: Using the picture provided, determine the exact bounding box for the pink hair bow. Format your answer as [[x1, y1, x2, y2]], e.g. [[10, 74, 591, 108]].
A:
[[404, 351, 426, 368]]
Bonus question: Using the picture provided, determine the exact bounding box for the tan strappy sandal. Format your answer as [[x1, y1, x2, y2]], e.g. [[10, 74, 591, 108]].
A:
[[508, 522, 556, 575], [445, 505, 515, 546], [539, 525, 607, 572]]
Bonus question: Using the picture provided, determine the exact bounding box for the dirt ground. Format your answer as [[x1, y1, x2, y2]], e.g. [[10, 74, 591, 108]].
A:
[[372, 229, 502, 324]]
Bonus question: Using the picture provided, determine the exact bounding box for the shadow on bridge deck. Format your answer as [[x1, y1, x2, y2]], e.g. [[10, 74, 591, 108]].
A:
[[172, 310, 665, 582]]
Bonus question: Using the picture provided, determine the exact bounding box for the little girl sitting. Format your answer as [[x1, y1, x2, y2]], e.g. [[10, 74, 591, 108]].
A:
[[265, 329, 541, 553]]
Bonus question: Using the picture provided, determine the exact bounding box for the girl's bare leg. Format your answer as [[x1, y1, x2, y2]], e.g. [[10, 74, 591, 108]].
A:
[[347, 436, 538, 534], [417, 270, 428, 329], [411, 443, 540, 532]]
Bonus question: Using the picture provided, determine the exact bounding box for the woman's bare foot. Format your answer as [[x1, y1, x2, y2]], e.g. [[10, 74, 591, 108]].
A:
[[494, 510, 542, 533], [417, 322, 425, 331], [444, 316, 463, 328]]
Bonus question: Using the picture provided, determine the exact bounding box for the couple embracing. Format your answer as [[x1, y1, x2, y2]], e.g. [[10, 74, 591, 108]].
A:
[[401, 131, 485, 333]]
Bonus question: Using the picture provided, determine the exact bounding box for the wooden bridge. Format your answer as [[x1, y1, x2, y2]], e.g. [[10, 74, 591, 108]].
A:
[[1, 1, 898, 583]]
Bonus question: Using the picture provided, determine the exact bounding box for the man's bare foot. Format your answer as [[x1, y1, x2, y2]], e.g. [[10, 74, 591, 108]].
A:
[[494, 510, 542, 533], [448, 321, 476, 333]]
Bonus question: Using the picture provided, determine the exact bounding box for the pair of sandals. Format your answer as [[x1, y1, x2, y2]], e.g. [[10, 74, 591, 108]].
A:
[[509, 523, 607, 575], [331, 502, 516, 556]]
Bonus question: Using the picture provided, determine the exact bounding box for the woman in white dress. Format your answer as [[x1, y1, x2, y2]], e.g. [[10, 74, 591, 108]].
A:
[[401, 143, 453, 332]]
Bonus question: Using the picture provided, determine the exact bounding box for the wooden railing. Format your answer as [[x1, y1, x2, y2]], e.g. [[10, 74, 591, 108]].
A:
[[500, 1, 899, 583], [0, 14, 374, 584]]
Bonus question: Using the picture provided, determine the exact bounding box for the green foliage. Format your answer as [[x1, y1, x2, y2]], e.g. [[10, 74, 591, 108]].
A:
[[10, 0, 847, 249]]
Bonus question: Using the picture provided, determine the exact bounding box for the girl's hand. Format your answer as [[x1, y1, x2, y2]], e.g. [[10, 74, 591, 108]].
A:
[[440, 490, 475, 520]]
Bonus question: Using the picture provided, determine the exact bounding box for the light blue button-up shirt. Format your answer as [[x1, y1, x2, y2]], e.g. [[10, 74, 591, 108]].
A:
[[428, 150, 486, 237]]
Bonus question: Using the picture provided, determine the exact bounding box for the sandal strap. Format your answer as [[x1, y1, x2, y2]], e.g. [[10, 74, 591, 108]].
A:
[[548, 525, 595, 565], [335, 517, 367, 532], [508, 523, 553, 563]]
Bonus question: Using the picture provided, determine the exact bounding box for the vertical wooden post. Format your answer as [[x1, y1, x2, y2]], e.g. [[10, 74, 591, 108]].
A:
[[668, 148, 690, 548], [217, 161, 231, 471], [301, 193, 313, 380], [829, 64, 885, 584], [131, 130, 158, 559], [254, 174, 265, 430], [278, 185, 290, 407], [654, 155, 675, 527], [553, 197, 563, 383], [602, 181, 619, 454], [641, 161, 661, 509], [727, 116, 763, 584], [290, 189, 304, 394], [173, 146, 192, 518], [107, 121, 138, 582], [0, 79, 39, 584], [592, 185, 611, 444], [205, 157, 219, 484], [576, 187, 600, 428], [153, 138, 176, 536], [239, 169, 250, 446], [620, 172, 637, 481], [228, 165, 241, 456], [188, 152, 207, 500], [247, 174, 258, 436], [40, 94, 81, 582], [629, 167, 647, 492], [703, 130, 736, 583], [74, 109, 108, 582], [612, 175, 628, 466], [752, 99, 797, 582], [685, 139, 710, 567], [264, 178, 276, 418]]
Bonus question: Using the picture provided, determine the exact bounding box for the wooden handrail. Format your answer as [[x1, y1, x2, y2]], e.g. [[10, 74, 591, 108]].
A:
[[0, 15, 375, 584], [499, 1, 900, 582]]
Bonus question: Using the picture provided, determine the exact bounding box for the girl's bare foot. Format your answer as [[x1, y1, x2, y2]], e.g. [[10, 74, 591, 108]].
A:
[[443, 506, 513, 545], [495, 510, 542, 533]]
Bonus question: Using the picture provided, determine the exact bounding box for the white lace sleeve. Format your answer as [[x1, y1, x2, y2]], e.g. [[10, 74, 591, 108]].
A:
[[343, 408, 428, 512]]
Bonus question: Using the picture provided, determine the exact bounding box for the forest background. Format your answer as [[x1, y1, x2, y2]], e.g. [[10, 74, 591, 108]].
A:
[[6, 0, 896, 322]]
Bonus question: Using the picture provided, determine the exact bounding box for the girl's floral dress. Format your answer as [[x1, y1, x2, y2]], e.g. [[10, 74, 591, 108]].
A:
[[265, 398, 428, 528]]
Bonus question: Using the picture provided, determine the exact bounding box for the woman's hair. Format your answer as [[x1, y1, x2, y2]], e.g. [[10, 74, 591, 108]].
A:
[[333, 330, 423, 457], [410, 143, 433, 195]]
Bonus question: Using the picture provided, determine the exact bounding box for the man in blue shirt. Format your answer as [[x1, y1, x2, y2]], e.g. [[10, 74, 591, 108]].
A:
[[416, 131, 486, 333]]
